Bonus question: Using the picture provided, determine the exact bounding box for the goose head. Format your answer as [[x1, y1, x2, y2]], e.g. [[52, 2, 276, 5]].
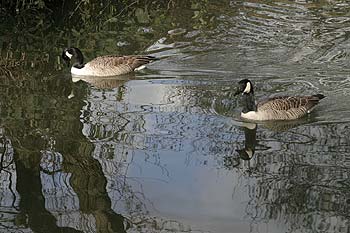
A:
[[61, 47, 84, 68], [234, 79, 254, 96], [234, 79, 257, 113]]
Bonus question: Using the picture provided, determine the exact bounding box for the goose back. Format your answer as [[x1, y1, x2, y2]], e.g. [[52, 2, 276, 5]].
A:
[[71, 55, 157, 77], [251, 95, 325, 120]]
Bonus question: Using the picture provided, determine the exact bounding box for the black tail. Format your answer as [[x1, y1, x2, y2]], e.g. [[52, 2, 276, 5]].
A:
[[136, 56, 159, 64], [144, 55, 159, 61], [313, 94, 326, 100]]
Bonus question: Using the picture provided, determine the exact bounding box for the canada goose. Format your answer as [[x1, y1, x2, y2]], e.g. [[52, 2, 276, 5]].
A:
[[234, 79, 325, 121], [61, 47, 158, 77]]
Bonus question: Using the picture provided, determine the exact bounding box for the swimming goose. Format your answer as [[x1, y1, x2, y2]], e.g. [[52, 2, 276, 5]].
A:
[[234, 79, 325, 121], [62, 47, 158, 77]]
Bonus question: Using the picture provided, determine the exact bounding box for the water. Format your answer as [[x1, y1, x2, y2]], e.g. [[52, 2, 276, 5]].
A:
[[1, 1, 350, 233]]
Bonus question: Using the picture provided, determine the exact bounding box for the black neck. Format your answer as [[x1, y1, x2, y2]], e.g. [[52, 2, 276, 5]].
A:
[[72, 48, 84, 69], [241, 92, 256, 113]]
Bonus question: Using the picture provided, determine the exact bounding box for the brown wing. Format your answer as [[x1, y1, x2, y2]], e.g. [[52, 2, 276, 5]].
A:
[[89, 55, 157, 71], [257, 95, 325, 112]]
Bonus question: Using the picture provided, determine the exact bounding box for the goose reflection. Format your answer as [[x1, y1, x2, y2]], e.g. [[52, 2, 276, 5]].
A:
[[236, 122, 257, 161], [223, 117, 315, 170], [261, 117, 315, 132], [68, 74, 133, 99], [235, 118, 314, 160], [72, 74, 132, 89], [223, 122, 257, 169]]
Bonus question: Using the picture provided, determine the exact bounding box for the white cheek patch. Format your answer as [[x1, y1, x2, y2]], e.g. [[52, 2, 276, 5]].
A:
[[243, 82, 251, 93], [65, 51, 73, 59]]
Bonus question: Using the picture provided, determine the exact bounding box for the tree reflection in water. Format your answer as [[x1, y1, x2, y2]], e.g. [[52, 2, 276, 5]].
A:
[[0, 71, 129, 233], [0, 64, 349, 232], [248, 123, 350, 233], [80, 77, 350, 233], [0, 70, 212, 232], [223, 120, 350, 233], [1, 0, 350, 232]]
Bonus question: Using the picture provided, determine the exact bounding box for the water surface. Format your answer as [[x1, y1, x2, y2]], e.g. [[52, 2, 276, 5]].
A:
[[1, 1, 350, 233]]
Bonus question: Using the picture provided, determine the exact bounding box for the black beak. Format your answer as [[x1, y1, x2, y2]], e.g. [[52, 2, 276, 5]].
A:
[[234, 88, 241, 96]]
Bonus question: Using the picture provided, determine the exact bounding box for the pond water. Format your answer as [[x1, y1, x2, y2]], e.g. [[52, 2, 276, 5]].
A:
[[1, 1, 350, 233]]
